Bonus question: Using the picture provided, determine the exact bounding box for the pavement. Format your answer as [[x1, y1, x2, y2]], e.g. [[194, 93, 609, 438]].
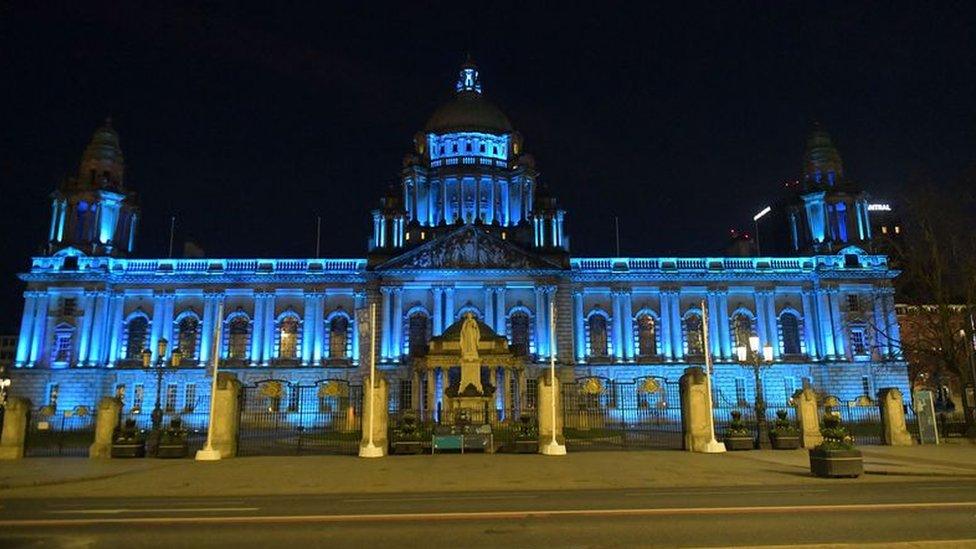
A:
[[2, 444, 976, 499]]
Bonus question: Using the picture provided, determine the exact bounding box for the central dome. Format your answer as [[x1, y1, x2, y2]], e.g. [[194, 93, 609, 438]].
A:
[[424, 61, 513, 134]]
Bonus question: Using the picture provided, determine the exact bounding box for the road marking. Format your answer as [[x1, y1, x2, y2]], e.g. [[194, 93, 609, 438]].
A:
[[343, 494, 539, 502], [624, 489, 830, 496], [4, 501, 975, 527], [46, 507, 259, 515]]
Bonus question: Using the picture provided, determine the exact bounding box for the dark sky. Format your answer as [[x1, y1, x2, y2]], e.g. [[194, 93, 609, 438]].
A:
[[1, 2, 974, 330]]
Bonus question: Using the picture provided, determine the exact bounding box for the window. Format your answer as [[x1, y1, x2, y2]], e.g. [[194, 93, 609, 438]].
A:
[[735, 378, 746, 405], [115, 384, 126, 404], [588, 314, 609, 357], [452, 144, 458, 153], [329, 316, 349, 358], [510, 312, 531, 356], [636, 314, 657, 356], [732, 313, 753, 349], [52, 331, 73, 363], [61, 298, 77, 317], [881, 226, 888, 234], [287, 385, 299, 412], [466, 142, 472, 152], [48, 384, 59, 408], [780, 313, 801, 355], [279, 317, 299, 359], [165, 384, 178, 413], [228, 317, 250, 360], [408, 313, 429, 357], [177, 316, 199, 360], [894, 225, 900, 234], [184, 383, 197, 412], [133, 384, 145, 413], [846, 294, 861, 312], [861, 376, 871, 398], [125, 316, 149, 359], [685, 314, 703, 356], [850, 328, 867, 355]]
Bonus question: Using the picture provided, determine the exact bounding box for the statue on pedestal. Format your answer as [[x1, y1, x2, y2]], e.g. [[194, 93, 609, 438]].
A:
[[459, 313, 483, 394]]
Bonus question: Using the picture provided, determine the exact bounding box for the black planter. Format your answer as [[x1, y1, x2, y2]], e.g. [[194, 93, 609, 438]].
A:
[[391, 441, 425, 455], [809, 448, 863, 478], [111, 440, 146, 458], [513, 439, 538, 454], [770, 433, 801, 450], [156, 439, 189, 458], [724, 435, 754, 451]]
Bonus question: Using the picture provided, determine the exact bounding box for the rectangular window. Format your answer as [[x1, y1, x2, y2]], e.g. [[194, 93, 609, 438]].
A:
[[183, 383, 197, 412], [61, 298, 77, 317], [846, 294, 861, 312], [52, 332, 73, 363], [48, 383, 60, 408], [398, 379, 412, 411], [133, 384, 145, 413], [165, 384, 178, 413], [850, 329, 867, 355], [115, 384, 126, 404], [287, 385, 299, 413], [861, 376, 871, 398], [735, 378, 746, 404]]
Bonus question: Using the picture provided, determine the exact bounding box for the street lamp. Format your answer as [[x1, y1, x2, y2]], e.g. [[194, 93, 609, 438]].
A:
[[142, 338, 182, 437], [753, 206, 772, 257], [737, 335, 774, 449]]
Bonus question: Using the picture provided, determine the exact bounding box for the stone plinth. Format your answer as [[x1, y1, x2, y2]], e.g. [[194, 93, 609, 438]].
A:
[[679, 367, 711, 452], [89, 397, 122, 458], [0, 397, 31, 460], [879, 387, 914, 446], [793, 387, 823, 448], [211, 373, 241, 458], [359, 375, 389, 458]]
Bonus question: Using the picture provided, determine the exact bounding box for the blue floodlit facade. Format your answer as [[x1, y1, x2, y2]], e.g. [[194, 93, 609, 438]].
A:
[[8, 62, 909, 418]]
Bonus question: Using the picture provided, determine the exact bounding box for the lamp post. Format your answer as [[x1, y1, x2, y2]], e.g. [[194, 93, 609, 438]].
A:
[[753, 206, 772, 257], [737, 335, 773, 449], [141, 338, 182, 434]]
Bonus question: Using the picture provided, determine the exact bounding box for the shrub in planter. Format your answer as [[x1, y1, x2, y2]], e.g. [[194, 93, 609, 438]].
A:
[[512, 413, 539, 453], [723, 411, 754, 451], [391, 411, 426, 454], [156, 418, 189, 459], [111, 418, 146, 458], [769, 409, 801, 450], [809, 412, 862, 478]]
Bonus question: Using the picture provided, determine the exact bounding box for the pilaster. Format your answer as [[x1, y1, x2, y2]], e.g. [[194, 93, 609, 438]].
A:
[[573, 288, 585, 362], [15, 291, 38, 367]]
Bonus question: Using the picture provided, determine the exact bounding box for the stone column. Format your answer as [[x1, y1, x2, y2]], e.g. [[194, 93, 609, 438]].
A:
[[518, 369, 528, 415], [312, 291, 325, 364], [444, 287, 455, 327], [717, 288, 731, 360], [883, 287, 902, 358], [794, 387, 823, 448], [754, 289, 769, 354], [360, 375, 389, 457], [301, 291, 316, 365], [679, 367, 711, 452], [611, 290, 624, 362], [210, 372, 242, 458], [622, 291, 635, 362], [392, 288, 403, 360], [503, 367, 513, 420], [495, 286, 507, 335], [484, 287, 495, 329], [15, 291, 38, 367], [573, 289, 585, 362], [432, 287, 443, 336], [489, 366, 498, 420], [534, 286, 546, 358], [87, 290, 110, 366], [76, 291, 95, 366], [815, 286, 836, 359], [0, 397, 31, 459], [764, 289, 780, 360], [89, 397, 122, 458], [425, 368, 435, 420], [411, 369, 421, 410], [879, 388, 914, 446], [352, 290, 366, 366], [669, 290, 684, 360], [262, 292, 276, 365], [106, 291, 126, 367], [28, 292, 50, 367], [249, 292, 265, 366], [537, 370, 564, 451], [827, 287, 846, 358], [659, 289, 672, 359], [801, 289, 820, 359], [706, 290, 721, 359]]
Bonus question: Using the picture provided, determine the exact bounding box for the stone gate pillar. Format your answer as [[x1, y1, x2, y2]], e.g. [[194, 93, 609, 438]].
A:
[[211, 372, 241, 458], [537, 370, 564, 452], [360, 375, 389, 458], [793, 387, 823, 448], [879, 387, 914, 446], [0, 397, 31, 460], [89, 397, 122, 458], [679, 367, 711, 452]]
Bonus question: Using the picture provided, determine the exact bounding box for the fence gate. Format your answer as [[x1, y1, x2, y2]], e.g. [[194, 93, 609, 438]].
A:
[[237, 381, 363, 456], [25, 406, 95, 457], [562, 377, 682, 451]]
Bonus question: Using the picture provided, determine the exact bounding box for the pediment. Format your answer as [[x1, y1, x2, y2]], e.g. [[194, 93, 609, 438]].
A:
[[377, 225, 560, 270]]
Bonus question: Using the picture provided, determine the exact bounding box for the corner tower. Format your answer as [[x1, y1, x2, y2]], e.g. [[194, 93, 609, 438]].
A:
[[786, 125, 872, 254], [368, 60, 569, 265], [46, 119, 139, 257]]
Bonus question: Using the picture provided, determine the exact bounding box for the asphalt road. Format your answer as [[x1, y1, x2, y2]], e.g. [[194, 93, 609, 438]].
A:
[[2, 481, 975, 547]]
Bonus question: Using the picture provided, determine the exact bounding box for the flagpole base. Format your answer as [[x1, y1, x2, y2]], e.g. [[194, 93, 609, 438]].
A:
[[703, 438, 727, 453], [194, 447, 222, 461], [359, 441, 385, 458], [540, 439, 567, 456]]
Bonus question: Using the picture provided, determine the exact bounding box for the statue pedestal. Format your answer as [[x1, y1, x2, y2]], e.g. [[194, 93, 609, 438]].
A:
[[446, 395, 493, 424]]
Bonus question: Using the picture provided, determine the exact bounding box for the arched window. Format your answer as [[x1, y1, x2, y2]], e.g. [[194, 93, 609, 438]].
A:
[[510, 312, 531, 356], [408, 312, 429, 357], [125, 316, 149, 360], [329, 316, 349, 359], [636, 314, 657, 356], [176, 316, 199, 360], [685, 314, 704, 356], [732, 313, 753, 349], [780, 313, 802, 355], [227, 317, 250, 360], [279, 317, 299, 359], [588, 314, 609, 358]]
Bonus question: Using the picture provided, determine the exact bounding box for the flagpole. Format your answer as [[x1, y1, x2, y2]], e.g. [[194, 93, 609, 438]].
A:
[[701, 298, 727, 453], [360, 301, 383, 457], [195, 301, 224, 461], [541, 297, 566, 455]]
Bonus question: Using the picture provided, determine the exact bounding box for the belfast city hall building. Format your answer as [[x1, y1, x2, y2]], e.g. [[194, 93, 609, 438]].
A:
[[7, 62, 909, 452]]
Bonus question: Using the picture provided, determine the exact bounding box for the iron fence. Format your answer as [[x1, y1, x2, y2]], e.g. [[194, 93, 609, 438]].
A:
[[25, 406, 95, 457], [821, 404, 882, 445]]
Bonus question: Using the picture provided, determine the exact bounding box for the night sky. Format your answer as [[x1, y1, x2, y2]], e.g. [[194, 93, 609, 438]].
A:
[[1, 3, 974, 331]]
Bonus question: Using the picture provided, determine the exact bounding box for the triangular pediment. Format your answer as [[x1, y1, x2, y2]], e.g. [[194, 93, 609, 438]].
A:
[[377, 225, 560, 270]]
